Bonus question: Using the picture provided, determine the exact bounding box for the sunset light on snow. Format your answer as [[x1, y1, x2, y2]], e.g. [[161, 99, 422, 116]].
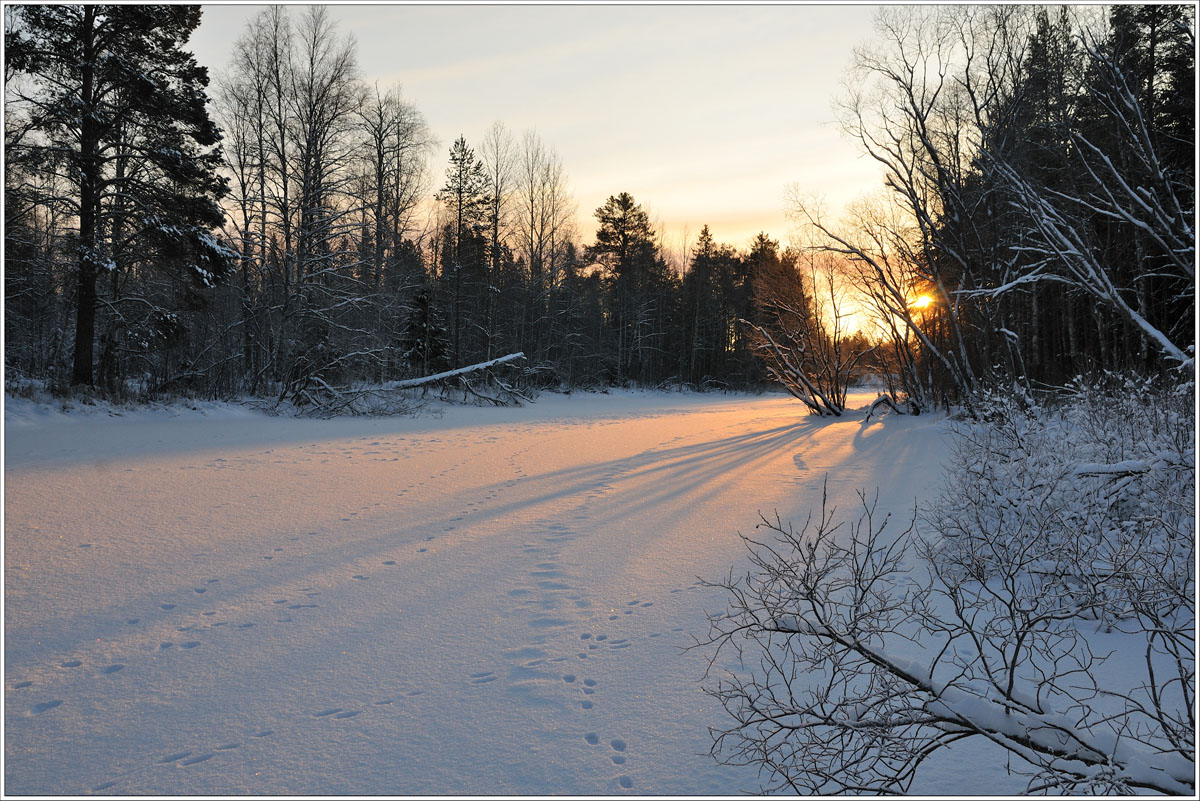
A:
[[6, 2, 1193, 796]]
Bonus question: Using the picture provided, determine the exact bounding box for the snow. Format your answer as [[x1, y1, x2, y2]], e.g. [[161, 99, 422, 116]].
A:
[[5, 390, 957, 795]]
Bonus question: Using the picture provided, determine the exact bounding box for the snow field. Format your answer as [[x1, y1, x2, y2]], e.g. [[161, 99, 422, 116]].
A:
[[6, 391, 952, 795]]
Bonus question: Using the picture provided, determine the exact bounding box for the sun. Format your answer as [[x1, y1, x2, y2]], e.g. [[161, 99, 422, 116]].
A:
[[911, 294, 934, 309]]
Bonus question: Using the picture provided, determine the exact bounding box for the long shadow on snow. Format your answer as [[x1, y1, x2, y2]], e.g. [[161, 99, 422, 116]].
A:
[[4, 414, 859, 664]]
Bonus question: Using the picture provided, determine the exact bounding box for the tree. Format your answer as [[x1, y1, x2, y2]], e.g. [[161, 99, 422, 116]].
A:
[[587, 192, 674, 384], [515, 130, 576, 369], [288, 6, 363, 283], [6, 4, 233, 386], [744, 243, 871, 415], [981, 7, 1194, 369], [356, 83, 432, 289], [436, 135, 491, 366], [681, 226, 751, 388], [702, 379, 1194, 793], [399, 283, 450, 379], [588, 192, 657, 284]]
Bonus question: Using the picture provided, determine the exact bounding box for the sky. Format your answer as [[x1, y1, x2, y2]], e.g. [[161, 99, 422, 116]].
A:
[[190, 3, 887, 255]]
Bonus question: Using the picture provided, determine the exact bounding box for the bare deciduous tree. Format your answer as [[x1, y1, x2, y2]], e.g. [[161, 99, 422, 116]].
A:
[[744, 250, 871, 416]]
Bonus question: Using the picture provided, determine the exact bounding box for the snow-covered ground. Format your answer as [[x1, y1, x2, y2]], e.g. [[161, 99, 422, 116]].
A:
[[6, 390, 960, 795]]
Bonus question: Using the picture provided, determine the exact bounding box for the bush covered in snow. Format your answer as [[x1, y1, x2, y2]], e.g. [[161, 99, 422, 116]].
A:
[[703, 376, 1195, 794]]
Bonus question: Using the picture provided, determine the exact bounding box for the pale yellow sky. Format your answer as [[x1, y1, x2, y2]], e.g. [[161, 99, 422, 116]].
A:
[[192, 3, 887, 253]]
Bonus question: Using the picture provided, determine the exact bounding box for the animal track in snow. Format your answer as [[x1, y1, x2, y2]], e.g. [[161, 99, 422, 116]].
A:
[[617, 775, 633, 789], [469, 671, 498, 684], [100, 664, 125, 674], [30, 699, 62, 714], [181, 752, 215, 766], [60, 660, 82, 668], [584, 732, 599, 745]]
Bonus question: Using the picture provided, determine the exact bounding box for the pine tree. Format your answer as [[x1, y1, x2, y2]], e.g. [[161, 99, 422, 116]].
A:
[[587, 192, 657, 286], [6, 5, 232, 386]]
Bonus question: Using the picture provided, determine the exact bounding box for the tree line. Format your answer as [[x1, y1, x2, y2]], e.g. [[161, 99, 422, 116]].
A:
[[792, 4, 1193, 413], [4, 5, 1193, 410]]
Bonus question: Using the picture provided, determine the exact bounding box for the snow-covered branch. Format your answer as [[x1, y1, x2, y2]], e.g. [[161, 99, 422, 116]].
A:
[[700, 383, 1194, 794]]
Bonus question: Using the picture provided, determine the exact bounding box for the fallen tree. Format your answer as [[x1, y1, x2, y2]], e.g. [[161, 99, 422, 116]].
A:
[[274, 352, 529, 417], [379, 352, 526, 390]]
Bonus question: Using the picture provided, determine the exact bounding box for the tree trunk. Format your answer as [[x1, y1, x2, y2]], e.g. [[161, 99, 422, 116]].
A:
[[71, 7, 100, 386]]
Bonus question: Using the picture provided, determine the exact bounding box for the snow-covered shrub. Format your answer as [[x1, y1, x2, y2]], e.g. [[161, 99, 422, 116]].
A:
[[702, 378, 1194, 794], [932, 376, 1193, 620]]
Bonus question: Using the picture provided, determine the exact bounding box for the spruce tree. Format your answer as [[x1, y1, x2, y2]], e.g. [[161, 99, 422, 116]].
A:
[[587, 192, 674, 383], [435, 136, 490, 366]]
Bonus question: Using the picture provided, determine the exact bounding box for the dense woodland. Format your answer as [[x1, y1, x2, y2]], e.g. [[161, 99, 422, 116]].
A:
[[4, 5, 1194, 412]]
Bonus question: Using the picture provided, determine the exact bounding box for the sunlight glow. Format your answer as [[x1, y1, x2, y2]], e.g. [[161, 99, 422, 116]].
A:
[[911, 294, 934, 309]]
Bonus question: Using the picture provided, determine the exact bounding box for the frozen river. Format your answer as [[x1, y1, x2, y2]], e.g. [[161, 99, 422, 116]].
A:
[[5, 391, 950, 794]]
